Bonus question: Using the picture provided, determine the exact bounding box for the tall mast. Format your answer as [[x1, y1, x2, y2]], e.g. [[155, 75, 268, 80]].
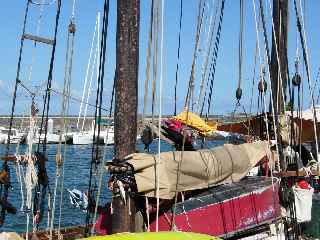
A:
[[112, 0, 140, 233], [270, 0, 288, 170], [270, 0, 289, 115]]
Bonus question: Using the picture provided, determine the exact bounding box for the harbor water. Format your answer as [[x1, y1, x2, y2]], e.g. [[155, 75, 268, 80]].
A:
[[2, 139, 222, 233]]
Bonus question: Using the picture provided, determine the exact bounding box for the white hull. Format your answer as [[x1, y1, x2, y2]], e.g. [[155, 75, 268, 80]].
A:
[[72, 132, 94, 145], [46, 133, 66, 144], [0, 128, 25, 144], [0, 134, 6, 144], [26, 133, 66, 144], [101, 128, 114, 145]]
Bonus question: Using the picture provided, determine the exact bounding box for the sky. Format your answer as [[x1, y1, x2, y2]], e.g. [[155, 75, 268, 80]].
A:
[[0, 0, 320, 117]]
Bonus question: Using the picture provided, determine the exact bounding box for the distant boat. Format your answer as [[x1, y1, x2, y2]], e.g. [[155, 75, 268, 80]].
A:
[[100, 125, 114, 145], [73, 131, 94, 145], [0, 127, 6, 144], [0, 127, 25, 144], [73, 121, 104, 145], [26, 119, 66, 144]]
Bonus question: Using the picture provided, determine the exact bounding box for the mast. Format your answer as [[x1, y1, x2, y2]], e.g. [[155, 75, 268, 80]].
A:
[[112, 0, 140, 233], [270, 0, 289, 115], [270, 0, 288, 170]]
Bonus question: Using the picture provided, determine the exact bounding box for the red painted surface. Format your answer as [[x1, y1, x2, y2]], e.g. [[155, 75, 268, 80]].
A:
[[150, 183, 280, 237]]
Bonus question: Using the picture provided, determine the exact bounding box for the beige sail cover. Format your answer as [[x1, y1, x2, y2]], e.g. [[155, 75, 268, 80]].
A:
[[126, 141, 270, 199]]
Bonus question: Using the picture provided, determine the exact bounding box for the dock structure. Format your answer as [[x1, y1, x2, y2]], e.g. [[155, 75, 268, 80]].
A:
[[0, 114, 249, 133]]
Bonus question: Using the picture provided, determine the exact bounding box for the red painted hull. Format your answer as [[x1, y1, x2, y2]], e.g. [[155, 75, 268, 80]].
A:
[[150, 177, 281, 238]]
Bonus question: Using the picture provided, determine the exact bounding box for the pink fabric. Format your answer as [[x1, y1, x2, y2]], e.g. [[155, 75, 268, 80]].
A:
[[94, 206, 112, 235], [164, 119, 182, 132]]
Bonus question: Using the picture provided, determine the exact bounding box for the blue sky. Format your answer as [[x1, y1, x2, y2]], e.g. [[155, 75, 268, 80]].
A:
[[0, 0, 320, 116]]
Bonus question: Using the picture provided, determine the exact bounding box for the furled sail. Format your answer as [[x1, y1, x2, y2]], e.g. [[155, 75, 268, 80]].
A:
[[126, 141, 270, 199]]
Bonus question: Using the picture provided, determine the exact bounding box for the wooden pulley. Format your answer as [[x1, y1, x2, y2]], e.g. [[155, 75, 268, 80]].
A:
[[0, 170, 9, 185], [258, 79, 267, 93], [236, 87, 242, 100], [55, 153, 63, 167], [68, 22, 76, 34], [292, 73, 301, 86]]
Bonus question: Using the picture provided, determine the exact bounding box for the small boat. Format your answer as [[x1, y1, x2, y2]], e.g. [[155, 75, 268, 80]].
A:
[[0, 127, 25, 144], [0, 128, 6, 144], [73, 131, 95, 145], [101, 126, 114, 145]]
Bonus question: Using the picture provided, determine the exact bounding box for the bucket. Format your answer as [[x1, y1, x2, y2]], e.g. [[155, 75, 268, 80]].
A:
[[292, 186, 314, 223]]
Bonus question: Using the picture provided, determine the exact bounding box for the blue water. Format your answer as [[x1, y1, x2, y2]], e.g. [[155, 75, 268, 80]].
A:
[[0, 139, 224, 233]]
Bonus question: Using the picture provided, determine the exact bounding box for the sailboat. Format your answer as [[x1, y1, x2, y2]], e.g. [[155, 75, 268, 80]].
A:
[[0, 127, 25, 144], [73, 12, 102, 146], [101, 0, 318, 239]]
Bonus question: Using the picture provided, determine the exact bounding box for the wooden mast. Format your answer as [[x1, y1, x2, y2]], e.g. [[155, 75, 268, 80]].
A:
[[112, 0, 140, 233], [270, 0, 288, 115], [270, 0, 288, 170]]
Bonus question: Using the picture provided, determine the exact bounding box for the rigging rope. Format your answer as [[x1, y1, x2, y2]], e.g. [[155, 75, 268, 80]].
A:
[[0, 0, 30, 227], [50, 5, 77, 238], [151, 0, 159, 124], [27, 0, 45, 86], [173, 0, 183, 116], [236, 0, 244, 101], [266, 0, 288, 117], [30, 0, 56, 6], [109, 69, 116, 118], [77, 17, 98, 130], [33, 0, 62, 229], [156, 0, 165, 231], [184, 0, 206, 111], [200, 0, 225, 119], [293, 0, 319, 161], [255, 0, 282, 169], [82, 17, 101, 132], [50, 88, 110, 112], [142, 0, 154, 120], [85, 0, 109, 235], [196, 0, 219, 114], [253, 0, 281, 171]]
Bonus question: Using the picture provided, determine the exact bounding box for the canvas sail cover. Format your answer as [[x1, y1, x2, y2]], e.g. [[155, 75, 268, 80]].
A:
[[126, 141, 270, 199], [172, 111, 217, 136]]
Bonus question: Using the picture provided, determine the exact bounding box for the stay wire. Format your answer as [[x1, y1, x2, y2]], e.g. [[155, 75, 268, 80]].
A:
[[173, 0, 183, 116], [238, 0, 244, 91], [6, 0, 30, 154], [51, 8, 77, 238], [37, 0, 62, 153], [294, 0, 319, 161], [1, 0, 30, 227], [142, 0, 154, 120], [197, 0, 220, 114], [203, 0, 226, 119], [109, 69, 116, 118], [85, 0, 109, 235], [33, 0, 62, 229], [184, 0, 206, 110]]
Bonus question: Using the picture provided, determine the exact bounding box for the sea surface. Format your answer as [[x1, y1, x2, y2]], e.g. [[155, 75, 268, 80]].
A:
[[1, 139, 223, 233]]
